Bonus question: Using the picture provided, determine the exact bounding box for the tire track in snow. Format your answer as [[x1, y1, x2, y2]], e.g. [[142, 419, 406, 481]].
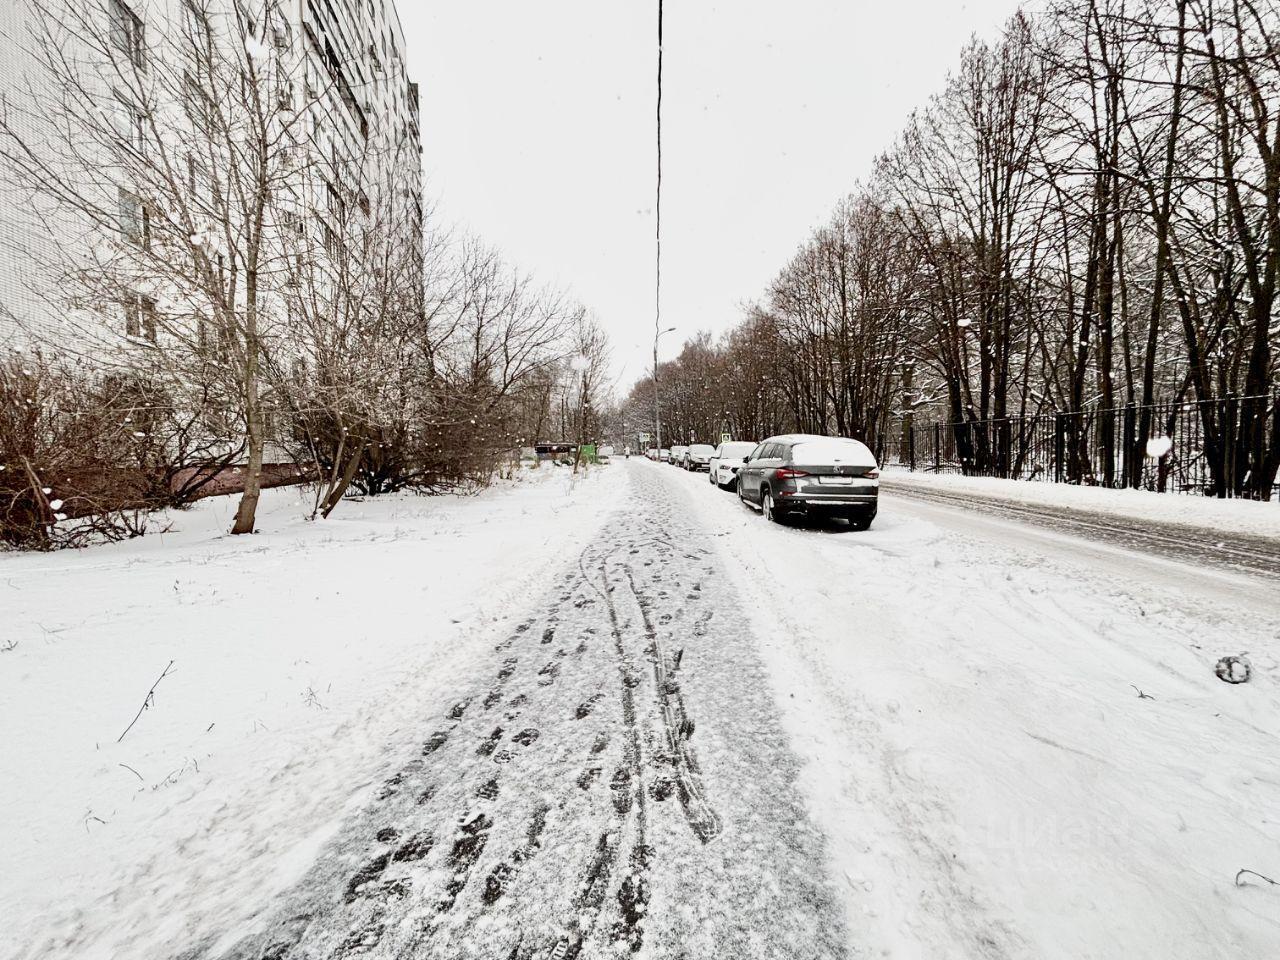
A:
[[624, 565, 722, 844]]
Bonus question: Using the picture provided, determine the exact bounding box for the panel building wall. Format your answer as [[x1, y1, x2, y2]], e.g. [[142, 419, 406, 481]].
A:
[[0, 1, 67, 348], [0, 0, 424, 352]]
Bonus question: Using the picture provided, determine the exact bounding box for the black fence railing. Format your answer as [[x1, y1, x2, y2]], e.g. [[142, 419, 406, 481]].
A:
[[885, 393, 1280, 500]]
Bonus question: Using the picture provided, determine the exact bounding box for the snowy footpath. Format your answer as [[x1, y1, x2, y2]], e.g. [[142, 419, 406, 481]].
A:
[[4, 459, 1280, 959]]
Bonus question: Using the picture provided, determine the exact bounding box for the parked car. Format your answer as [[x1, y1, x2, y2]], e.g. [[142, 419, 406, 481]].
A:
[[708, 440, 757, 488], [669, 445, 689, 467], [685, 443, 716, 471], [658, 448, 671, 462], [598, 445, 614, 463], [736, 434, 879, 529], [645, 448, 659, 460]]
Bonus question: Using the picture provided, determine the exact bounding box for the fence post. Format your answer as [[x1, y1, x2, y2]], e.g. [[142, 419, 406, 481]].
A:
[[1122, 402, 1136, 489], [1002, 418, 1013, 479], [1272, 394, 1280, 501], [1054, 412, 1066, 483], [907, 422, 916, 471], [934, 422, 941, 472], [1225, 392, 1239, 497]]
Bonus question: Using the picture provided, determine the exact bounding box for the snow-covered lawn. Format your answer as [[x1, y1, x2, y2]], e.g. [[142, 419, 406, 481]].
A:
[[666, 462, 1280, 959], [0, 466, 623, 960], [883, 467, 1280, 540], [6, 457, 1279, 959]]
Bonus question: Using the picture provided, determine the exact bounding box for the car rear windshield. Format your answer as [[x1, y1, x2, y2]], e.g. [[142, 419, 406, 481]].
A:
[[790, 439, 876, 467], [689, 445, 715, 455], [720, 442, 755, 457]]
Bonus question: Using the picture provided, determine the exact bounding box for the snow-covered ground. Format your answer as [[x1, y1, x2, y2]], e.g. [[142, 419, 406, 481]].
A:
[[5, 458, 1279, 959], [0, 466, 623, 960], [883, 467, 1280, 540], [669, 462, 1280, 958]]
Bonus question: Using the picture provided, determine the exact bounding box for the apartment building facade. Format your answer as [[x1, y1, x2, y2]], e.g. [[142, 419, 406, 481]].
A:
[[0, 0, 424, 352], [0, 1, 67, 347]]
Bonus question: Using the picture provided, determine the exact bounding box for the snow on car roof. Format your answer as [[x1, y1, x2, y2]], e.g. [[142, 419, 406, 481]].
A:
[[788, 437, 877, 466]]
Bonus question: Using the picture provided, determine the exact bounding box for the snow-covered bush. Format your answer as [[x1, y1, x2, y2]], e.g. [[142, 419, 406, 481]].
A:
[[0, 353, 241, 548]]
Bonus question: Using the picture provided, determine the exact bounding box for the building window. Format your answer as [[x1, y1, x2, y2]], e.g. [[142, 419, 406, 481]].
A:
[[198, 315, 232, 362], [187, 154, 204, 194], [273, 21, 292, 51], [322, 220, 341, 258], [183, 0, 213, 48], [124, 292, 156, 342], [118, 188, 150, 248], [113, 93, 145, 153], [109, 0, 145, 71], [325, 180, 343, 220], [183, 71, 215, 133]]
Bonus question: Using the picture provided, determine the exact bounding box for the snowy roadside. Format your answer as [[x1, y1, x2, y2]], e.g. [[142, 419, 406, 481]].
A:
[[664, 461, 1280, 959], [883, 467, 1280, 541], [0, 465, 626, 960]]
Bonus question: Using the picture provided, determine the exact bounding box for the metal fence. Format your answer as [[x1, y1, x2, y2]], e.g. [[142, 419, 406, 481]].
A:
[[884, 393, 1280, 500]]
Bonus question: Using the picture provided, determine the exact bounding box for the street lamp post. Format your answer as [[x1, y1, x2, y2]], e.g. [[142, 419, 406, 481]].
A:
[[653, 325, 676, 455]]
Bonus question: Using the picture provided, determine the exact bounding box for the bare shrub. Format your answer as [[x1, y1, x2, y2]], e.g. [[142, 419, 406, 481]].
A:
[[0, 352, 152, 547]]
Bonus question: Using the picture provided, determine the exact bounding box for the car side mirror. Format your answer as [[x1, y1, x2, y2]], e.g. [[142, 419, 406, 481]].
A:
[[742, 456, 750, 463]]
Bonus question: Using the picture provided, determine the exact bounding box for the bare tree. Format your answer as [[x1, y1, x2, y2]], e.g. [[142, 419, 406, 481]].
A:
[[567, 313, 610, 474], [0, 0, 320, 533], [620, 1, 1280, 498]]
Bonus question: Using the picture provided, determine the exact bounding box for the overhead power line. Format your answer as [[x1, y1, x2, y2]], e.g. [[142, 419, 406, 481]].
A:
[[655, 0, 663, 347]]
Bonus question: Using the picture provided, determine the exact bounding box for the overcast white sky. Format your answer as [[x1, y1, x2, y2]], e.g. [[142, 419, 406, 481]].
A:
[[399, 1, 1023, 389]]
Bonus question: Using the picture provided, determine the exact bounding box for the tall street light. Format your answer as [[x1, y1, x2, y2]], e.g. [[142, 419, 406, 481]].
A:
[[654, 325, 676, 454]]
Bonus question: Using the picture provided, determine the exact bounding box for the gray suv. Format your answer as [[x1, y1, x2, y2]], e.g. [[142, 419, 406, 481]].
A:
[[737, 434, 880, 529]]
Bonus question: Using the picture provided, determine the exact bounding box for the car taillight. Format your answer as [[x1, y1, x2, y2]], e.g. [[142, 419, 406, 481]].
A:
[[866, 468, 880, 479], [774, 468, 809, 480]]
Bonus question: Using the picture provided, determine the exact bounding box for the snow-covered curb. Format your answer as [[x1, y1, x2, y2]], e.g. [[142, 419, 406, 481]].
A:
[[0, 464, 626, 959], [882, 467, 1280, 541]]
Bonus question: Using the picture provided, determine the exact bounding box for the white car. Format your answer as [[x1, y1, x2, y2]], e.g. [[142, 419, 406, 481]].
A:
[[669, 445, 688, 466], [685, 443, 716, 471], [708, 440, 758, 489], [658, 448, 671, 462]]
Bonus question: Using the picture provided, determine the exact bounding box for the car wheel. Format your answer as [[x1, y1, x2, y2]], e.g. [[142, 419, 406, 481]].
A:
[[848, 514, 872, 531], [762, 489, 784, 524]]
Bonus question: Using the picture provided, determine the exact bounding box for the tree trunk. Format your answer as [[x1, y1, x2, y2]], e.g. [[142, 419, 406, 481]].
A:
[[321, 436, 368, 518], [231, 304, 263, 535]]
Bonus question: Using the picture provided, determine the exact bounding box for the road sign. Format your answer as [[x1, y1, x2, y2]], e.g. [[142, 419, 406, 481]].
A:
[[639, 432, 651, 443], [720, 432, 732, 443]]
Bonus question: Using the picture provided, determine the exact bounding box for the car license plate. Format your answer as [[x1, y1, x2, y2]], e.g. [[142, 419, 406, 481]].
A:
[[818, 476, 854, 485]]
